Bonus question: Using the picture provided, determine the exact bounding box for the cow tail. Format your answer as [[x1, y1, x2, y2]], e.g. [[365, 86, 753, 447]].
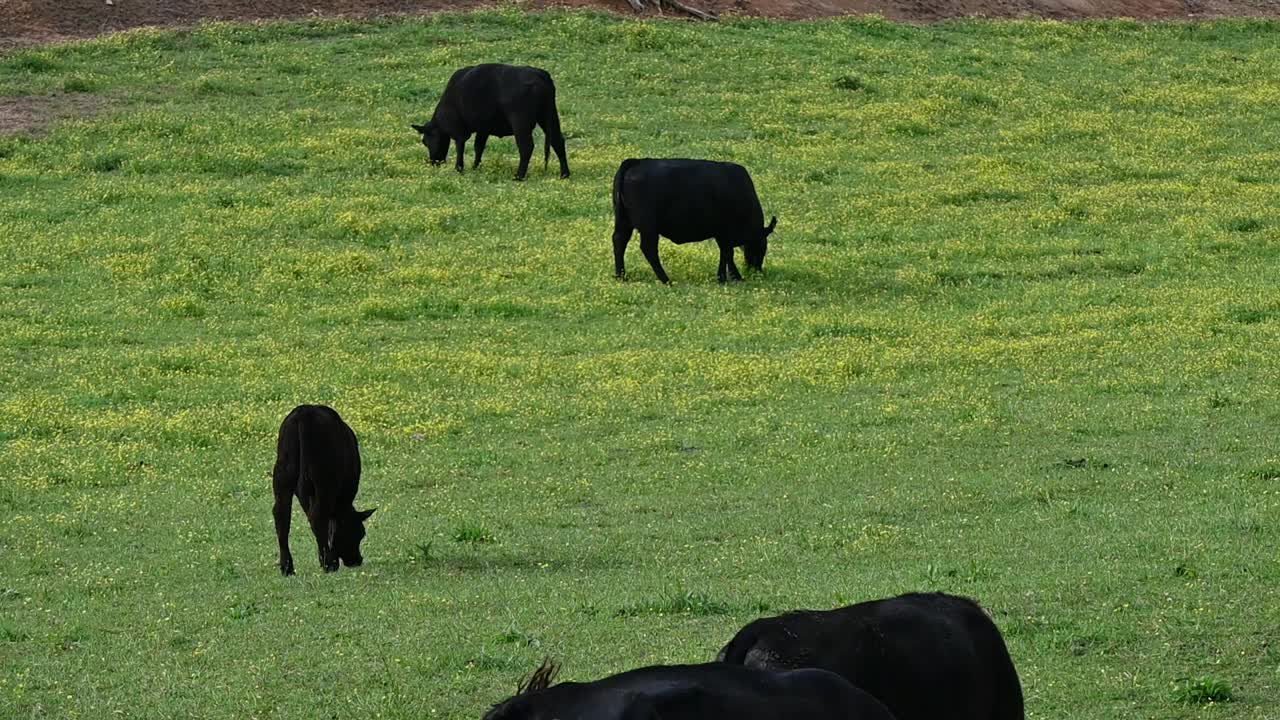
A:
[[612, 159, 635, 223], [543, 90, 562, 171], [295, 412, 310, 502]]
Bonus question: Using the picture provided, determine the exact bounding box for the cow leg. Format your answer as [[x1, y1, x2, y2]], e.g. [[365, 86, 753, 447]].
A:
[[539, 109, 570, 179], [551, 132, 569, 179], [613, 216, 633, 279], [513, 129, 535, 181], [308, 512, 339, 572], [453, 137, 467, 174], [717, 239, 743, 282], [273, 498, 295, 576], [639, 230, 670, 284], [473, 134, 488, 169]]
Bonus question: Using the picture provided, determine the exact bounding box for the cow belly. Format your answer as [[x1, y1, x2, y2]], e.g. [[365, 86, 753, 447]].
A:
[[483, 118, 514, 136], [665, 233, 711, 245]]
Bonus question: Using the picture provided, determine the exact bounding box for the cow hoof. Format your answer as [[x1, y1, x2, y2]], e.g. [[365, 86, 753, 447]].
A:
[[280, 565, 295, 577], [560, 172, 570, 179], [513, 175, 527, 182]]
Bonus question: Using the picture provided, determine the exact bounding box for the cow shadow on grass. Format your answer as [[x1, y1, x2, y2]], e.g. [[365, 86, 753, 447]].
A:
[[743, 265, 828, 287], [390, 546, 631, 574]]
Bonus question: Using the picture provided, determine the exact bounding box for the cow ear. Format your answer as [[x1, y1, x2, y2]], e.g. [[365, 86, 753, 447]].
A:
[[411, 124, 427, 134], [765, 216, 778, 235], [357, 508, 376, 522]]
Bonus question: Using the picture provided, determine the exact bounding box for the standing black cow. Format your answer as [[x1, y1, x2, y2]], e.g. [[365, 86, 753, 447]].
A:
[[411, 63, 569, 181], [483, 659, 897, 720], [612, 158, 777, 284], [272, 404, 375, 576], [716, 592, 1024, 720]]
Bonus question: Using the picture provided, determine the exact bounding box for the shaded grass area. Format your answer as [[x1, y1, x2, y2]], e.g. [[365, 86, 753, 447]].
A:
[[1, 11, 1280, 720]]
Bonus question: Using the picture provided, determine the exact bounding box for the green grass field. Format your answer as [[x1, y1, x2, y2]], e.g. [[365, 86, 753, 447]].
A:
[[2, 10, 1279, 719]]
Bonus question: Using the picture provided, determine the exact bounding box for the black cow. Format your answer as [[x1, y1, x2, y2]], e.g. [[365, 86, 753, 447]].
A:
[[411, 63, 569, 181], [612, 158, 777, 284], [483, 659, 897, 720], [716, 592, 1024, 720], [272, 404, 375, 576]]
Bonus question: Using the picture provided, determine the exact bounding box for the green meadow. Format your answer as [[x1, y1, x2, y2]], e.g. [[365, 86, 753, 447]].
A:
[[2, 10, 1279, 719]]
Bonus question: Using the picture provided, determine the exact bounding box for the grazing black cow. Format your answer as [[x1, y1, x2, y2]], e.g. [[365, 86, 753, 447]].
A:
[[612, 158, 777, 284], [272, 404, 375, 576], [483, 659, 897, 720], [716, 592, 1024, 720], [411, 63, 569, 181]]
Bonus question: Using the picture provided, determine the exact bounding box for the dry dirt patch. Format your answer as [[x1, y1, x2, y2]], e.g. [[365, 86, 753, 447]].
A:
[[0, 93, 104, 136], [0, 0, 1278, 44]]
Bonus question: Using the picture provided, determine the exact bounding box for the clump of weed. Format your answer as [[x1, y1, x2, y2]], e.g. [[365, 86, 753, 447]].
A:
[[833, 74, 867, 92], [463, 652, 520, 671], [190, 75, 254, 96], [1205, 391, 1233, 409], [1225, 217, 1264, 233], [0, 624, 29, 642], [160, 295, 207, 319], [958, 90, 998, 107], [1059, 457, 1112, 470], [615, 590, 762, 618], [9, 54, 60, 73], [1172, 676, 1232, 704], [359, 299, 412, 322], [940, 188, 1026, 206], [85, 152, 126, 173], [889, 121, 937, 137], [609, 23, 674, 51], [63, 76, 99, 93], [496, 628, 539, 647], [452, 524, 497, 544], [212, 557, 241, 580], [1245, 463, 1280, 481], [415, 541, 435, 563], [1225, 307, 1268, 325], [229, 601, 260, 620]]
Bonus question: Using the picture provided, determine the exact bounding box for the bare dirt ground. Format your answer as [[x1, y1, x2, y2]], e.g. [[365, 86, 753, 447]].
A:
[[0, 0, 1275, 134], [1, 0, 1278, 49], [0, 93, 104, 135]]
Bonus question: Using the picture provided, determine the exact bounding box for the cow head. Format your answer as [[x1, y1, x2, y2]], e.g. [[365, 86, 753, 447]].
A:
[[334, 507, 376, 567], [411, 122, 448, 165], [743, 216, 777, 271]]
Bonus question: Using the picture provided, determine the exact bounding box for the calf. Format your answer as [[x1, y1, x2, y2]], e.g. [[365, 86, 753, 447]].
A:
[[612, 158, 776, 283], [483, 659, 896, 720], [716, 592, 1024, 720], [411, 63, 569, 181], [272, 404, 375, 576]]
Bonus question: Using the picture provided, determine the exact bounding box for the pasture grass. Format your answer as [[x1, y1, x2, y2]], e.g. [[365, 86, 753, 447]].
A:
[[2, 10, 1280, 719]]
